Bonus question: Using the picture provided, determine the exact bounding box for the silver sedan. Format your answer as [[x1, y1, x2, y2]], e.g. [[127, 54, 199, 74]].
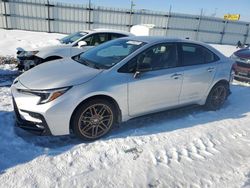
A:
[[11, 37, 234, 140]]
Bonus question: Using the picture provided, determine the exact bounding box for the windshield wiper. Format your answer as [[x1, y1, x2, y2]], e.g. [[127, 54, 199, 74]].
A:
[[77, 57, 101, 69]]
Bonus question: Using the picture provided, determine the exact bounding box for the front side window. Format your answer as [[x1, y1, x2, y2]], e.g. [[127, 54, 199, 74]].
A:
[[120, 43, 178, 73], [91, 33, 109, 46], [82, 35, 93, 46], [74, 39, 146, 69], [180, 43, 219, 66], [78, 33, 109, 46]]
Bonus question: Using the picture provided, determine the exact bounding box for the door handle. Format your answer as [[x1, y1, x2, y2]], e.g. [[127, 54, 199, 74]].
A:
[[171, 73, 182, 79], [207, 67, 215, 72]]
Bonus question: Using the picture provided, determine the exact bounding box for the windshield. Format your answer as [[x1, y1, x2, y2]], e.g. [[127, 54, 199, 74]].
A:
[[60, 32, 87, 44], [73, 39, 146, 69]]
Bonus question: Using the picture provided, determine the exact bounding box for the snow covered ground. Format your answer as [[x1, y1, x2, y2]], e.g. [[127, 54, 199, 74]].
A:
[[0, 29, 250, 188], [0, 29, 65, 57]]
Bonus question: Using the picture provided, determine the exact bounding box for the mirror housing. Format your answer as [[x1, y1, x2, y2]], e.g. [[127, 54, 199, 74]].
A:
[[77, 41, 87, 48]]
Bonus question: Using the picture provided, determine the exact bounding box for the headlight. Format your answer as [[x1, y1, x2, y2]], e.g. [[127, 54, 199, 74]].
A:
[[23, 50, 39, 57], [19, 86, 72, 104], [231, 53, 250, 64]]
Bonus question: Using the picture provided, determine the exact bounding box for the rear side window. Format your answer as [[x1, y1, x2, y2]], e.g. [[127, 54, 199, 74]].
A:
[[180, 43, 219, 66], [110, 33, 127, 40]]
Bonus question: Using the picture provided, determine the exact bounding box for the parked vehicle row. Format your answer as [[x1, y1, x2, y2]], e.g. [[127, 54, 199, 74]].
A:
[[12, 35, 234, 140]]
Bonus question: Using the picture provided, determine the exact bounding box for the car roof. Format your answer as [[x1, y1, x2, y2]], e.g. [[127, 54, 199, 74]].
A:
[[121, 36, 227, 59], [121, 36, 203, 44], [80, 29, 134, 36]]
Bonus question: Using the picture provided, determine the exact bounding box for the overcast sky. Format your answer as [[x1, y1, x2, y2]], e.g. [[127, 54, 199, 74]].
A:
[[56, 0, 250, 22]]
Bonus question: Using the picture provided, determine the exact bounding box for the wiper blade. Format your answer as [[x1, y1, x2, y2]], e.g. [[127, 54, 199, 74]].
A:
[[92, 64, 101, 69], [81, 58, 101, 70], [73, 56, 104, 70]]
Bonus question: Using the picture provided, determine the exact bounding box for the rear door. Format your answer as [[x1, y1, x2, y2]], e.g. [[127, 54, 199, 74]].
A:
[[178, 43, 220, 104]]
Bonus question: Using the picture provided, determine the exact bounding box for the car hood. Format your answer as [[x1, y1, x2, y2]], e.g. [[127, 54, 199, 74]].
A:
[[36, 45, 72, 58], [17, 40, 64, 52], [18, 58, 103, 90], [235, 48, 250, 59]]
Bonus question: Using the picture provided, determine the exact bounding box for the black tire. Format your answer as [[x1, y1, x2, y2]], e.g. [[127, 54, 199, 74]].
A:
[[205, 83, 229, 111], [71, 99, 117, 141]]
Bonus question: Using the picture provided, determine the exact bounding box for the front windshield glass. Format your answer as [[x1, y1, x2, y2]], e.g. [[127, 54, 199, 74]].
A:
[[73, 39, 146, 69], [60, 32, 87, 44]]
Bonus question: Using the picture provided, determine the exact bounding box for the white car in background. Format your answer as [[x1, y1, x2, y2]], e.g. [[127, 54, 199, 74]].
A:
[[16, 29, 134, 70]]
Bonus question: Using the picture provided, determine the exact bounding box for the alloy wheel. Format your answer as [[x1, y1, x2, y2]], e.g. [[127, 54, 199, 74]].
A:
[[210, 85, 227, 109], [78, 103, 114, 139]]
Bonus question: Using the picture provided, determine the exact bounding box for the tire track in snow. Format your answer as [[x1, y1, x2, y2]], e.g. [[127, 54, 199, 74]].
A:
[[154, 136, 221, 167]]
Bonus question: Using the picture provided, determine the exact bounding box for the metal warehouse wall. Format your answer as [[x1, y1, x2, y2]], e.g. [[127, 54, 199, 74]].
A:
[[0, 0, 249, 45]]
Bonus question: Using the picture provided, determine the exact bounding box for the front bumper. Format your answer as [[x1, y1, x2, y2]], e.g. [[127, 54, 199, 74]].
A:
[[13, 98, 52, 136], [233, 62, 250, 82], [11, 81, 77, 136], [16, 55, 43, 70]]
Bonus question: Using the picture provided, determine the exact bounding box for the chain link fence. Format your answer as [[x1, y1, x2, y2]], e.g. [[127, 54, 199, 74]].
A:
[[0, 0, 249, 45]]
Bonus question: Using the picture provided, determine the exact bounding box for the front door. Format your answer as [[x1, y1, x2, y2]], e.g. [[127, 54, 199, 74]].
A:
[[127, 43, 183, 116]]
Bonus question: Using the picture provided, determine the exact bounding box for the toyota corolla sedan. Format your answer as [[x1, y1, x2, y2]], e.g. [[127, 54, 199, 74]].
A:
[[11, 37, 233, 140]]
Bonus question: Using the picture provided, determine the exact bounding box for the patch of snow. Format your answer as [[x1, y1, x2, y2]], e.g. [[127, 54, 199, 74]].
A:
[[0, 28, 250, 187], [0, 29, 65, 57], [210, 44, 237, 57]]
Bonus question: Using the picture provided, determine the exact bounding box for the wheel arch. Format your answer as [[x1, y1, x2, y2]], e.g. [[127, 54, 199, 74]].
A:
[[205, 79, 230, 100], [211, 79, 230, 90], [69, 94, 122, 132]]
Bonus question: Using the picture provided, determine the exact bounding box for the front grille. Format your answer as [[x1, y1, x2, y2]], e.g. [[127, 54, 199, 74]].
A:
[[236, 61, 250, 68], [12, 98, 52, 136]]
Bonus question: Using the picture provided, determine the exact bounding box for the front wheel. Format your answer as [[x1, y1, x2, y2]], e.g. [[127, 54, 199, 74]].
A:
[[205, 83, 229, 111], [71, 99, 117, 141]]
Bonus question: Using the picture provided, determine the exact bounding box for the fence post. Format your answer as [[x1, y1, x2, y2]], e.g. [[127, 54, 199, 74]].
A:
[[87, 0, 93, 30], [220, 20, 227, 44], [45, 0, 54, 33], [195, 9, 203, 41], [2, 0, 10, 29], [128, 0, 135, 30], [165, 5, 171, 36], [243, 24, 249, 45]]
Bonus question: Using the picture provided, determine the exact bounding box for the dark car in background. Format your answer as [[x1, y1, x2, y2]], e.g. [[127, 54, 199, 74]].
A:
[[231, 48, 250, 82]]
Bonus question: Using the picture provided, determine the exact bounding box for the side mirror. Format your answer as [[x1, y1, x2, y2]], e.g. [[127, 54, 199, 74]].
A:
[[77, 41, 87, 48]]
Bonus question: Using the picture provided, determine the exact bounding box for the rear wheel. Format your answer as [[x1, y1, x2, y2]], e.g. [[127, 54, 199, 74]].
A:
[[71, 99, 117, 140], [205, 83, 228, 111]]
